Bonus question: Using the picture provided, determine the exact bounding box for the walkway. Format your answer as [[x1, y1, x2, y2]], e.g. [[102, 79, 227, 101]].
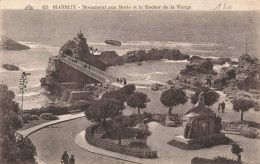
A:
[[28, 117, 127, 164], [58, 55, 120, 84], [17, 112, 85, 138]]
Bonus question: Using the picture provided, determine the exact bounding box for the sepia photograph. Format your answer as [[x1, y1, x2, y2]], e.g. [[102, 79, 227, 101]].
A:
[[0, 1, 260, 164]]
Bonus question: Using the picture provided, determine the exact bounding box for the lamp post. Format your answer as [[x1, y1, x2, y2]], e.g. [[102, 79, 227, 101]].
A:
[[19, 71, 28, 111]]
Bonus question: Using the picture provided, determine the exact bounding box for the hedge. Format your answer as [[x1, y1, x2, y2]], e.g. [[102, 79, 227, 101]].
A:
[[85, 124, 157, 158]]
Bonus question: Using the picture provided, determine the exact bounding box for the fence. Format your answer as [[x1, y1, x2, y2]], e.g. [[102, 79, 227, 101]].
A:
[[59, 55, 118, 83], [85, 124, 157, 158]]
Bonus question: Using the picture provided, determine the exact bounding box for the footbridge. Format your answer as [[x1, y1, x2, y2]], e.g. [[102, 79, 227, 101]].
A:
[[55, 55, 122, 85]]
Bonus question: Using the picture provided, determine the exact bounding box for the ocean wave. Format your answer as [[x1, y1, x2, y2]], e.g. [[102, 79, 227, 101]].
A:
[[161, 59, 189, 63], [18, 66, 46, 72], [122, 41, 218, 48], [213, 62, 230, 73], [18, 41, 60, 52], [16, 91, 41, 97]]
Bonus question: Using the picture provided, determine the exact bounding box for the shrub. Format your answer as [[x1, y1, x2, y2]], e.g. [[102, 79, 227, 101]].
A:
[[22, 113, 39, 121], [11, 115, 24, 129], [128, 141, 149, 148], [27, 106, 69, 116], [240, 127, 259, 138], [40, 113, 58, 120], [214, 156, 241, 163]]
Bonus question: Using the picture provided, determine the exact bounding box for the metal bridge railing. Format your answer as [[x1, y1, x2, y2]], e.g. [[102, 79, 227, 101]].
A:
[[58, 55, 119, 83]]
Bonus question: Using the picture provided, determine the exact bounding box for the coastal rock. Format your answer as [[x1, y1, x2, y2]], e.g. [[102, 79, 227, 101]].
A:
[[188, 56, 205, 63], [122, 48, 190, 63], [212, 54, 260, 91], [212, 65, 236, 90], [60, 32, 106, 70], [188, 56, 234, 65], [2, 64, 20, 71], [0, 35, 30, 51], [236, 54, 259, 80], [98, 51, 124, 67], [211, 58, 233, 65], [180, 59, 217, 76]]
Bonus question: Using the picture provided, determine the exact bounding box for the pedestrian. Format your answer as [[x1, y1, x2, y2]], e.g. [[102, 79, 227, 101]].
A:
[[221, 101, 225, 113], [61, 151, 69, 164], [123, 78, 127, 85], [69, 155, 75, 164]]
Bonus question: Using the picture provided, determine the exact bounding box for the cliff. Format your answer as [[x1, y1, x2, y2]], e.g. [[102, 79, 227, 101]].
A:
[[121, 48, 190, 63], [0, 35, 30, 51]]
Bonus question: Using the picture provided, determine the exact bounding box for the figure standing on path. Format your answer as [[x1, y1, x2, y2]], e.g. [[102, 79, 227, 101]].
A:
[[221, 101, 225, 113], [61, 151, 69, 164], [69, 155, 75, 164]]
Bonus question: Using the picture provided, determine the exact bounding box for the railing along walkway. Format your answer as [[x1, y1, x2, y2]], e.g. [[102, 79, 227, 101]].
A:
[[58, 55, 119, 83]]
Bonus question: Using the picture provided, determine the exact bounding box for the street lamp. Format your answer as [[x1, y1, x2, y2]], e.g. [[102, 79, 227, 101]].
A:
[[19, 72, 28, 111]]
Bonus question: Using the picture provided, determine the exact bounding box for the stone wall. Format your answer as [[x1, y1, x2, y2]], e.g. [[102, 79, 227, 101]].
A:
[[85, 124, 157, 158], [67, 91, 91, 104]]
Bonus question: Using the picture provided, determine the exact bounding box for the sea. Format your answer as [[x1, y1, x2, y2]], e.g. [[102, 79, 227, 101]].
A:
[[0, 10, 259, 109]]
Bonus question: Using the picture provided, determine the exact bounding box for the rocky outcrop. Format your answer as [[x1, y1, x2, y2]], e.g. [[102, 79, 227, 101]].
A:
[[0, 35, 30, 50], [180, 60, 217, 76], [212, 54, 260, 91], [2, 64, 20, 71], [188, 56, 234, 65], [212, 66, 236, 90], [60, 32, 106, 71], [122, 48, 190, 63], [98, 51, 124, 67]]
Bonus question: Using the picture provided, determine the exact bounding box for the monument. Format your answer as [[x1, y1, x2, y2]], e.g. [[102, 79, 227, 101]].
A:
[[174, 92, 224, 145]]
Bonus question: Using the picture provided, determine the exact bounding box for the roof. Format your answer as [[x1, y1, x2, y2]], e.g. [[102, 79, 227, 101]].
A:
[[184, 106, 216, 117]]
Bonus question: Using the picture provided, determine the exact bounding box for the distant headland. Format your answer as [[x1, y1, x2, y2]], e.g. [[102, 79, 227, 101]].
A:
[[0, 35, 30, 51]]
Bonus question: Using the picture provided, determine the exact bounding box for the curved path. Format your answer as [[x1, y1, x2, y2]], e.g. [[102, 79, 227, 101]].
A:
[[28, 117, 130, 164]]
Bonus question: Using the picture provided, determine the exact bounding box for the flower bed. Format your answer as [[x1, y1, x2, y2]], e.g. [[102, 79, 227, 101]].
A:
[[222, 121, 259, 138], [85, 124, 157, 158]]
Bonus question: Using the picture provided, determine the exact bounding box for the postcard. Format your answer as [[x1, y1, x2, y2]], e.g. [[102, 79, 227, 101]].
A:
[[0, 0, 259, 164]]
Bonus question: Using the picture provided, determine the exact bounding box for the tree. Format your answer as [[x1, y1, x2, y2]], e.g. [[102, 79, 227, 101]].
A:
[[231, 143, 243, 162], [160, 88, 188, 115], [0, 84, 37, 164], [102, 90, 127, 103], [85, 98, 124, 129], [112, 115, 130, 145], [102, 85, 136, 103], [119, 84, 136, 95], [0, 84, 19, 114], [233, 98, 255, 121], [127, 92, 149, 115], [191, 87, 220, 106]]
